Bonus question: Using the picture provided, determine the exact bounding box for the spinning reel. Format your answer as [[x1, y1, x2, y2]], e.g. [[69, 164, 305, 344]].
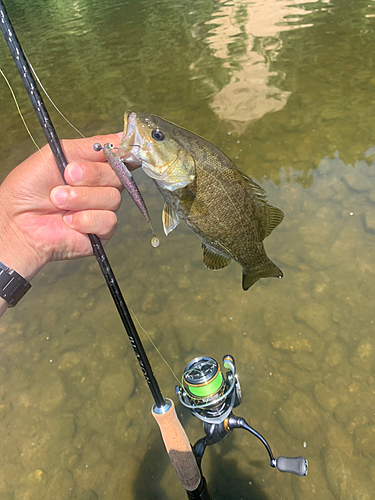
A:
[[176, 355, 308, 477]]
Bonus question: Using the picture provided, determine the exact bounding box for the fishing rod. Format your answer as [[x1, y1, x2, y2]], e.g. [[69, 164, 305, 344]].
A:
[[0, 2, 209, 498]]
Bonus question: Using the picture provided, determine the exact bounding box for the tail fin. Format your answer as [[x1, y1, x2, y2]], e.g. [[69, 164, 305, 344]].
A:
[[242, 260, 283, 291]]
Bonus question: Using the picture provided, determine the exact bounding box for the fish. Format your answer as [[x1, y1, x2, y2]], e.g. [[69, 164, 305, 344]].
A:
[[116, 111, 284, 290], [102, 143, 159, 248]]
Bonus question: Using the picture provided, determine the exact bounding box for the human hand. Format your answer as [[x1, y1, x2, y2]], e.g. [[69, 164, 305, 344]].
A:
[[0, 133, 126, 282]]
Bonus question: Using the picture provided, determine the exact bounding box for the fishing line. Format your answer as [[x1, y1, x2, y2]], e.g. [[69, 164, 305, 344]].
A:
[[0, 67, 42, 153], [130, 307, 206, 401], [0, 67, 65, 178], [26, 56, 85, 139], [129, 305, 181, 387]]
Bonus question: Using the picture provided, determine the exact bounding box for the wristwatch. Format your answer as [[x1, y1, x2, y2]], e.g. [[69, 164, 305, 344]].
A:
[[0, 261, 31, 307]]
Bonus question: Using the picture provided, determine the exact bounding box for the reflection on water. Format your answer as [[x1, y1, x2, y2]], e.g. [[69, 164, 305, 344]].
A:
[[204, 0, 308, 131], [1, 0, 375, 499]]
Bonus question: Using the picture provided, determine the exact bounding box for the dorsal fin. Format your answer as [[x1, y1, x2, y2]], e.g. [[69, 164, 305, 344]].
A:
[[202, 244, 231, 270], [239, 170, 284, 236], [264, 204, 284, 238], [162, 202, 180, 235], [239, 170, 268, 203]]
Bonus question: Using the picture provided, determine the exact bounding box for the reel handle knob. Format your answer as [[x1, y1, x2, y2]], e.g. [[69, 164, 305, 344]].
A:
[[275, 456, 308, 476]]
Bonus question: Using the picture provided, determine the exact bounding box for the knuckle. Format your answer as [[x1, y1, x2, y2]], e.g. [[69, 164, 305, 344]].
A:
[[108, 211, 118, 229], [68, 187, 79, 200], [109, 187, 122, 209]]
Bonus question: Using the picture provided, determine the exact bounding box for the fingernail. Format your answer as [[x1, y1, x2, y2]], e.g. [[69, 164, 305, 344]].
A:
[[63, 214, 73, 225], [67, 163, 83, 183], [53, 189, 67, 206]]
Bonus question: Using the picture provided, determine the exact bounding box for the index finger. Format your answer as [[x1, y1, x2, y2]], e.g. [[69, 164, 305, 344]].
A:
[[61, 133, 123, 163], [64, 160, 124, 190]]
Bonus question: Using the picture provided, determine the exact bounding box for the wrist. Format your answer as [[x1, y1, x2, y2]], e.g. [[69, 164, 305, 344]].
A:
[[0, 208, 45, 282]]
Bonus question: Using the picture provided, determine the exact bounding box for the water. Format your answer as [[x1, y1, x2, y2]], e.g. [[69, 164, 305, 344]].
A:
[[1, 0, 375, 498]]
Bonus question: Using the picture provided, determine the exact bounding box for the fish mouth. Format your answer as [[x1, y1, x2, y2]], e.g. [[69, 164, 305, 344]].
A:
[[118, 111, 143, 167]]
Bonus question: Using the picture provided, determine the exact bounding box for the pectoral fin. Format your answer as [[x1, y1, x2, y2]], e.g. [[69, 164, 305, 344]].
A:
[[242, 260, 283, 290], [202, 244, 231, 270], [162, 202, 180, 235]]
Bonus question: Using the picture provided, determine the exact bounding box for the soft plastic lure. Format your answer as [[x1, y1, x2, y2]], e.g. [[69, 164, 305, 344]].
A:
[[100, 142, 159, 248]]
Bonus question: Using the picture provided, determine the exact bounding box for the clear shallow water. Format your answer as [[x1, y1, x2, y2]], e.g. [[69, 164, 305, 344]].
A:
[[1, 0, 375, 498]]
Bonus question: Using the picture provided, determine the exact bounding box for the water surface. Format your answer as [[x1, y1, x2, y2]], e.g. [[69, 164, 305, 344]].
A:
[[1, 0, 375, 498]]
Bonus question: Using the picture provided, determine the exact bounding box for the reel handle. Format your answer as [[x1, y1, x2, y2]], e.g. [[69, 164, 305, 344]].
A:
[[275, 456, 308, 476]]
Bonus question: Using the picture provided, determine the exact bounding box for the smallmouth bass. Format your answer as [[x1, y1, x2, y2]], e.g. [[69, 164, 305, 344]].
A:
[[117, 111, 284, 290]]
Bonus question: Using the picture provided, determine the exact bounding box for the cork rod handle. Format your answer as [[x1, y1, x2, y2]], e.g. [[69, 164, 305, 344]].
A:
[[152, 399, 201, 492]]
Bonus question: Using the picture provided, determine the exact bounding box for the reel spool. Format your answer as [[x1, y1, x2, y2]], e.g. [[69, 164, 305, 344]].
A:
[[176, 355, 241, 424]]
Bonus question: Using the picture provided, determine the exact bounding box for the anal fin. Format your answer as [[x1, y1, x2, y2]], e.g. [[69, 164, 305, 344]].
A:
[[202, 244, 231, 270]]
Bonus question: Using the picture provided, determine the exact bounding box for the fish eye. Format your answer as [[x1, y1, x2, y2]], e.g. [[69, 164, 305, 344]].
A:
[[151, 129, 166, 141]]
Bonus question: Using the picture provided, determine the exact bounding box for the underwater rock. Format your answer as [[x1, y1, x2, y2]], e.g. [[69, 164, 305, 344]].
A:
[[141, 290, 165, 315], [271, 325, 324, 356], [56, 325, 94, 352], [74, 463, 111, 497], [314, 383, 338, 412], [369, 191, 375, 204], [45, 414, 76, 439], [99, 366, 135, 411], [91, 434, 116, 462], [351, 338, 375, 371], [114, 411, 143, 445], [276, 250, 299, 268], [293, 301, 332, 336], [344, 171, 370, 192], [32, 374, 65, 414], [322, 446, 373, 500], [0, 400, 12, 421], [363, 210, 375, 234], [326, 423, 354, 457], [26, 469, 47, 486], [81, 442, 102, 468], [291, 353, 320, 372], [298, 219, 331, 245], [277, 391, 321, 439], [100, 337, 127, 361], [19, 431, 51, 470], [83, 272, 105, 291], [58, 352, 82, 372], [354, 424, 375, 454], [46, 469, 74, 500], [324, 342, 347, 367]]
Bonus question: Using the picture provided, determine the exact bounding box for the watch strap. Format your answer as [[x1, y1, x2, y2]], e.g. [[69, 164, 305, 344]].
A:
[[0, 262, 31, 307]]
